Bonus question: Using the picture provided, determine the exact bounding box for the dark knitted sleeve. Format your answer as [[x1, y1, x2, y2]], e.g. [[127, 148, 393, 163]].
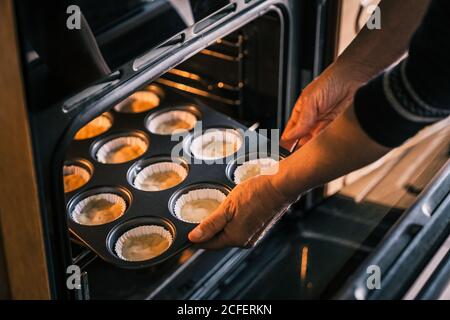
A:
[[354, 0, 450, 148]]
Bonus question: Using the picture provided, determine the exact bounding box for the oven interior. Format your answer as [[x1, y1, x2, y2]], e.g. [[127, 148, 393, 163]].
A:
[[156, 11, 283, 129]]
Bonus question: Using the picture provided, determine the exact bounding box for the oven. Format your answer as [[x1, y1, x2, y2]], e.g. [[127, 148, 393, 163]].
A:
[[3, 0, 449, 300]]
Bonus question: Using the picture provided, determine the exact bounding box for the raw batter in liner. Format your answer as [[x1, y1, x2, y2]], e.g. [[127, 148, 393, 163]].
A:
[[121, 233, 171, 261], [201, 138, 238, 159], [64, 174, 87, 193], [76, 198, 123, 225], [239, 165, 262, 182], [155, 119, 193, 135], [138, 170, 183, 191], [118, 91, 160, 113], [235, 159, 279, 183], [74, 114, 111, 140], [105, 144, 145, 163], [180, 199, 222, 223]]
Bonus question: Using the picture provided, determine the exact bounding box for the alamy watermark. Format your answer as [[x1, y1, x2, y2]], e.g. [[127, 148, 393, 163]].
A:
[[66, 264, 81, 290], [361, 0, 381, 30], [354, 264, 381, 300], [66, 5, 81, 30], [366, 264, 381, 290], [65, 2, 381, 31]]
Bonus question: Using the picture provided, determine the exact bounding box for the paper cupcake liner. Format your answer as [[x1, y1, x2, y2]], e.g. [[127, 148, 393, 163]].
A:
[[114, 91, 160, 113], [173, 188, 227, 223], [74, 113, 112, 140], [134, 162, 188, 191], [63, 164, 91, 180], [115, 225, 173, 261], [147, 110, 197, 135], [63, 164, 91, 193], [233, 158, 279, 184], [190, 129, 242, 160], [96, 136, 148, 164], [71, 193, 126, 226]]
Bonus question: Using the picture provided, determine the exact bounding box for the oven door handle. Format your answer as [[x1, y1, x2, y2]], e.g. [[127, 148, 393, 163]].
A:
[[62, 71, 121, 113]]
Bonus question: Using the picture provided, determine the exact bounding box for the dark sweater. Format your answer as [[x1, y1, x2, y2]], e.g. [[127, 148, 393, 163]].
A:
[[354, 0, 450, 148]]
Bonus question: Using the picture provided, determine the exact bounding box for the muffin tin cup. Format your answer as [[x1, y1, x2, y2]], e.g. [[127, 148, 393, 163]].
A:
[[145, 105, 202, 135], [114, 225, 174, 262], [181, 127, 246, 167], [188, 128, 243, 161], [93, 131, 149, 164], [114, 85, 163, 114], [106, 217, 183, 268], [74, 112, 113, 141], [63, 159, 93, 193], [132, 158, 188, 192], [65, 85, 288, 268], [146, 110, 198, 135], [68, 187, 131, 226], [170, 183, 229, 224], [234, 159, 279, 184], [225, 152, 285, 185]]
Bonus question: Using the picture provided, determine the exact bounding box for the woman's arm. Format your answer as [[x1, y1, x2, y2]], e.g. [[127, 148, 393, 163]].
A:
[[188, 105, 391, 248], [279, 0, 450, 195], [188, 0, 450, 249], [337, 0, 431, 77], [354, 0, 450, 148], [281, 0, 431, 148], [274, 105, 390, 200]]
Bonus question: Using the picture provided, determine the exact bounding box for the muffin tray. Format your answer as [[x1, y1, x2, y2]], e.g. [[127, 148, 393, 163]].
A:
[[65, 84, 287, 269]]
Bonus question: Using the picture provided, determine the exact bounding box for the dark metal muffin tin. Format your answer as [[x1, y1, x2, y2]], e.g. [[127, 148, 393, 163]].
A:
[[65, 85, 286, 269]]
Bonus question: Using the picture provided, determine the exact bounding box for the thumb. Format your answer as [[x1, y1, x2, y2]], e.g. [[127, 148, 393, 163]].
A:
[[283, 110, 315, 141], [188, 201, 231, 243], [283, 99, 317, 141], [279, 137, 298, 151]]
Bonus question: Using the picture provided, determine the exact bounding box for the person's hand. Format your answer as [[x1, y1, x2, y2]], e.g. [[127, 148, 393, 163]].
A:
[[188, 174, 295, 249], [281, 62, 371, 150]]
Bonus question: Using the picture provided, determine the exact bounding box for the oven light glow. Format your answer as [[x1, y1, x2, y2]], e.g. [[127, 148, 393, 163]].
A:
[[300, 246, 309, 281]]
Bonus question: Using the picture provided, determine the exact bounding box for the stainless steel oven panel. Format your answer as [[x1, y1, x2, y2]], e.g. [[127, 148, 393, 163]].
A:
[[336, 160, 450, 300]]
